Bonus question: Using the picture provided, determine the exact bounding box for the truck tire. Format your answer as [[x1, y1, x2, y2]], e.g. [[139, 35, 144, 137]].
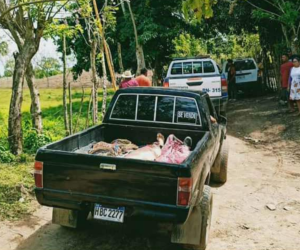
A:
[[185, 185, 213, 250], [211, 141, 229, 184]]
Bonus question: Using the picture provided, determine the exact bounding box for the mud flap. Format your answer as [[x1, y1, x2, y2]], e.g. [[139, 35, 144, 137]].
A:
[[52, 208, 79, 228], [171, 204, 203, 245]]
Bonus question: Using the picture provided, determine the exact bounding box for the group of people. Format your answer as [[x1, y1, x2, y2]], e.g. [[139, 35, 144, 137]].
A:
[[280, 50, 300, 116], [119, 68, 152, 89]]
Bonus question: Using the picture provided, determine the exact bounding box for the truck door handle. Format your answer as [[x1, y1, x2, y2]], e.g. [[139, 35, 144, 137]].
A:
[[186, 81, 203, 86]]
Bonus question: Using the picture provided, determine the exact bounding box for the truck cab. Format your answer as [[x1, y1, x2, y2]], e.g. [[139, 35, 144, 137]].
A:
[[164, 57, 228, 116]]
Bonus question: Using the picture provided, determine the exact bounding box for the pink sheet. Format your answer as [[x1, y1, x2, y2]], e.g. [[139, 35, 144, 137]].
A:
[[156, 135, 190, 164]]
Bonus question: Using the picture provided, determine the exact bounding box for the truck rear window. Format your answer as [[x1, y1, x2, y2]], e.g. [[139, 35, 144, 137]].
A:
[[171, 63, 182, 75], [111, 95, 137, 120], [183, 62, 193, 74], [111, 94, 201, 126], [156, 96, 174, 122], [175, 97, 200, 124], [235, 60, 256, 71], [137, 95, 156, 121], [203, 61, 215, 73]]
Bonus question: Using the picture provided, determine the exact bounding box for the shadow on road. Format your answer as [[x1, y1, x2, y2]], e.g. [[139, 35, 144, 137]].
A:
[[15, 218, 184, 250]]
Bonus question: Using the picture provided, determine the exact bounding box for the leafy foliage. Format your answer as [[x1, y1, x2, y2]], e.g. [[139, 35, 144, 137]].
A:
[[182, 0, 217, 22], [23, 129, 52, 154], [0, 146, 16, 163], [34, 57, 62, 79], [172, 33, 207, 58], [4, 59, 15, 77], [0, 41, 8, 56]]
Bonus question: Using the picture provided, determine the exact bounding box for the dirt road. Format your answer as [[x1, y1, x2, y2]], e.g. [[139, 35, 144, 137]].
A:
[[1, 96, 300, 250]]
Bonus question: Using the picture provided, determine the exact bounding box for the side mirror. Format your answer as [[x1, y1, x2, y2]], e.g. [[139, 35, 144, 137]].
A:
[[218, 115, 227, 125]]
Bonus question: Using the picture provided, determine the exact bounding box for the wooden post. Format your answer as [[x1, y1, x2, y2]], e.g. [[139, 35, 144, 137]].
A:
[[92, 0, 117, 90], [62, 33, 70, 135]]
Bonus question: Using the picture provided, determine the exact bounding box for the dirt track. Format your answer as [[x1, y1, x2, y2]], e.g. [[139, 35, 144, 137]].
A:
[[1, 95, 300, 250]]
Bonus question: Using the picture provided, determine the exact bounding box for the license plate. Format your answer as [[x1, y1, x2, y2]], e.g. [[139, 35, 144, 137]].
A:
[[237, 75, 245, 79], [94, 204, 125, 223]]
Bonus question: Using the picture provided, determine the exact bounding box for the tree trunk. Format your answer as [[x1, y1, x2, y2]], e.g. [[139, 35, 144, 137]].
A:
[[75, 86, 85, 132], [281, 24, 290, 48], [117, 43, 124, 73], [291, 33, 299, 54], [86, 90, 93, 128], [63, 34, 70, 136], [68, 80, 73, 134], [126, 1, 145, 74], [101, 48, 108, 120], [8, 42, 36, 155], [8, 53, 26, 155], [92, 0, 117, 90], [91, 39, 98, 124], [26, 63, 42, 133]]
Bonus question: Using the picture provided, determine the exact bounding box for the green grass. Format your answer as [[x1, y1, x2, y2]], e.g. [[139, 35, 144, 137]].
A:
[[0, 88, 114, 145], [0, 162, 35, 220], [0, 88, 114, 220]]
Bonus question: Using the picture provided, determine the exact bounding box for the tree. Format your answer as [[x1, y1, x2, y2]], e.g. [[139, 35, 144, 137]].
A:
[[46, 18, 83, 135], [172, 33, 207, 58], [182, 0, 216, 22], [35, 57, 61, 83], [4, 59, 15, 77], [124, 0, 145, 74], [0, 0, 66, 154], [114, 0, 186, 84], [243, 0, 300, 53], [0, 40, 8, 56]]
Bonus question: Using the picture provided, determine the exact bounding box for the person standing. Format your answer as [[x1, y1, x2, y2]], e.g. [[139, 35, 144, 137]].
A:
[[227, 59, 237, 100], [280, 54, 294, 108], [136, 68, 152, 87], [289, 56, 300, 115], [119, 70, 139, 89]]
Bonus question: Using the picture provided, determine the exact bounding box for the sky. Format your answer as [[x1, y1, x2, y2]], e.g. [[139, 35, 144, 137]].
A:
[[0, 29, 75, 76]]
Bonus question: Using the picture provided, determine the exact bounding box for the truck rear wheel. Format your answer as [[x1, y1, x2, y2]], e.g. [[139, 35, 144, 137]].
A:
[[211, 141, 229, 184], [185, 185, 213, 250]]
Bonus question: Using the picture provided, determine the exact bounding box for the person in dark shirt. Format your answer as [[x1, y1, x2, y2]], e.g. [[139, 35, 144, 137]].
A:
[[227, 59, 237, 100]]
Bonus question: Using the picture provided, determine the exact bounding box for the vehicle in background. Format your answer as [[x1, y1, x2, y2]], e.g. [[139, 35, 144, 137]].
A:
[[164, 57, 228, 116], [222, 58, 262, 94]]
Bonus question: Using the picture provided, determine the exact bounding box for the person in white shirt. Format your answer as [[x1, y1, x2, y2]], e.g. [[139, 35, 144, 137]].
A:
[[289, 56, 300, 116]]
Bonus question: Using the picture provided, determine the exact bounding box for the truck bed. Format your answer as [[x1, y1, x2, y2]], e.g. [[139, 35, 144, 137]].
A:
[[46, 124, 205, 153], [36, 123, 209, 222]]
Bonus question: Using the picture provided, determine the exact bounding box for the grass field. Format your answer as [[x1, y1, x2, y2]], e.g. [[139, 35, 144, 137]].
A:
[[0, 88, 114, 220], [0, 88, 114, 143]]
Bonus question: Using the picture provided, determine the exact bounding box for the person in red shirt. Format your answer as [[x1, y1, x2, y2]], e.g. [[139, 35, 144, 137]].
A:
[[280, 54, 294, 111], [136, 68, 152, 87], [119, 70, 139, 89]]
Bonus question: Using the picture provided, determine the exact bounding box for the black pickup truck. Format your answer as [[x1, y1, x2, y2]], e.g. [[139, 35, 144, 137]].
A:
[[34, 88, 228, 250]]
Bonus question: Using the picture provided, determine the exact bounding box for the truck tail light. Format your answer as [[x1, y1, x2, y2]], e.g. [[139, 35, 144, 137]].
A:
[[177, 177, 193, 207], [34, 161, 43, 188], [163, 78, 169, 88], [221, 78, 228, 93]]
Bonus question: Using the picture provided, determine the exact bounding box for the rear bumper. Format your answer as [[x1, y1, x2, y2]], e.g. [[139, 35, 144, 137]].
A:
[[236, 80, 261, 90], [35, 189, 189, 223], [211, 96, 228, 113]]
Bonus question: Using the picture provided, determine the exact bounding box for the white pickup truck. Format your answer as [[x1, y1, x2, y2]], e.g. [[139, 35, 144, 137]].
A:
[[163, 57, 228, 116]]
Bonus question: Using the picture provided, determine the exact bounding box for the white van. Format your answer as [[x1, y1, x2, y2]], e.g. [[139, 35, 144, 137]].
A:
[[164, 57, 228, 115], [222, 58, 261, 92]]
